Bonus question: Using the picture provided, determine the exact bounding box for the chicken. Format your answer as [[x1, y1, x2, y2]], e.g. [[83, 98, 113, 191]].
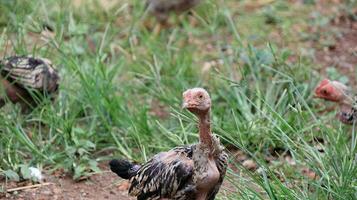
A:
[[110, 88, 228, 200], [146, 0, 202, 34], [314, 79, 356, 124], [0, 55, 59, 111]]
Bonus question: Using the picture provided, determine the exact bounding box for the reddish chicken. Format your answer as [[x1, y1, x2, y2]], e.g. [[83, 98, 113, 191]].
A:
[[110, 88, 228, 200], [0, 56, 59, 111], [314, 79, 356, 124]]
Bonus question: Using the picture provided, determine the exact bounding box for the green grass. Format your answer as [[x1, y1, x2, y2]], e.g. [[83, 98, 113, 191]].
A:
[[1, 0, 357, 199]]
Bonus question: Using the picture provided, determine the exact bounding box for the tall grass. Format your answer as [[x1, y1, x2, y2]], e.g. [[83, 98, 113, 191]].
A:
[[0, 0, 356, 199]]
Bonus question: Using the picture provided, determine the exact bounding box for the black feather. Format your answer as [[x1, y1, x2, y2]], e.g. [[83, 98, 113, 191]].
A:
[[109, 159, 139, 180], [128, 146, 195, 199]]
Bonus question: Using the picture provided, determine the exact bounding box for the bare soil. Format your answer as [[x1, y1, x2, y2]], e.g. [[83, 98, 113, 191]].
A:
[[1, 149, 318, 200], [315, 13, 357, 85], [1, 164, 134, 200]]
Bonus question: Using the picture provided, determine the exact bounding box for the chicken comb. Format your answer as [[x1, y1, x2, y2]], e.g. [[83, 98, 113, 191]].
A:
[[314, 79, 330, 96]]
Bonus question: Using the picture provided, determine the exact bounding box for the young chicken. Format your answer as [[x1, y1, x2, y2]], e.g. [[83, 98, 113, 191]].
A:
[[110, 88, 228, 200], [314, 79, 356, 124], [0, 55, 59, 111]]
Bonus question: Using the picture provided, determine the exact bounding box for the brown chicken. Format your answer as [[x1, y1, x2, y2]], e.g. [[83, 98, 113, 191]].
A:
[[110, 88, 228, 200], [146, 0, 202, 33], [0, 56, 59, 111], [314, 79, 356, 124]]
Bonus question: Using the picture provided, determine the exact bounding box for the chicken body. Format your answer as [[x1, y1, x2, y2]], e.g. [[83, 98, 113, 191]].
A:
[[0, 56, 59, 111], [146, 0, 202, 24], [110, 88, 228, 200]]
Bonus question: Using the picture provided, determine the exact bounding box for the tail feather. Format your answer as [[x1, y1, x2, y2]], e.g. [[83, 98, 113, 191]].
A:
[[109, 159, 139, 179]]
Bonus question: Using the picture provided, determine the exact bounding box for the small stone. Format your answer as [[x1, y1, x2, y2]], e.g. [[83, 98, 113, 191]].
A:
[[242, 159, 257, 170], [285, 156, 296, 166], [234, 150, 248, 162], [42, 190, 52, 195], [118, 181, 130, 191], [256, 167, 265, 174], [301, 167, 317, 180]]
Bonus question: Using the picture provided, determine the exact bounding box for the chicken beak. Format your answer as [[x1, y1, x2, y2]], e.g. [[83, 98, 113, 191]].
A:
[[182, 101, 197, 109], [182, 102, 189, 109], [313, 88, 322, 98]]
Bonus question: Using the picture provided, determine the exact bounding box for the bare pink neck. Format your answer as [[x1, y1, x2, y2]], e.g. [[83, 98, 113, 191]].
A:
[[337, 96, 354, 112], [198, 111, 212, 147], [340, 102, 353, 113]]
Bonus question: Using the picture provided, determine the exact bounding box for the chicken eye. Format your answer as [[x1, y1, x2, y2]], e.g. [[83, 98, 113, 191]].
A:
[[322, 89, 328, 95], [198, 94, 203, 99]]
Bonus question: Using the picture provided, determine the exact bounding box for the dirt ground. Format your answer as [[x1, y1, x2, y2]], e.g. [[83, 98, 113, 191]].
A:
[[0, 148, 317, 200], [315, 13, 357, 86], [1, 164, 134, 200]]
